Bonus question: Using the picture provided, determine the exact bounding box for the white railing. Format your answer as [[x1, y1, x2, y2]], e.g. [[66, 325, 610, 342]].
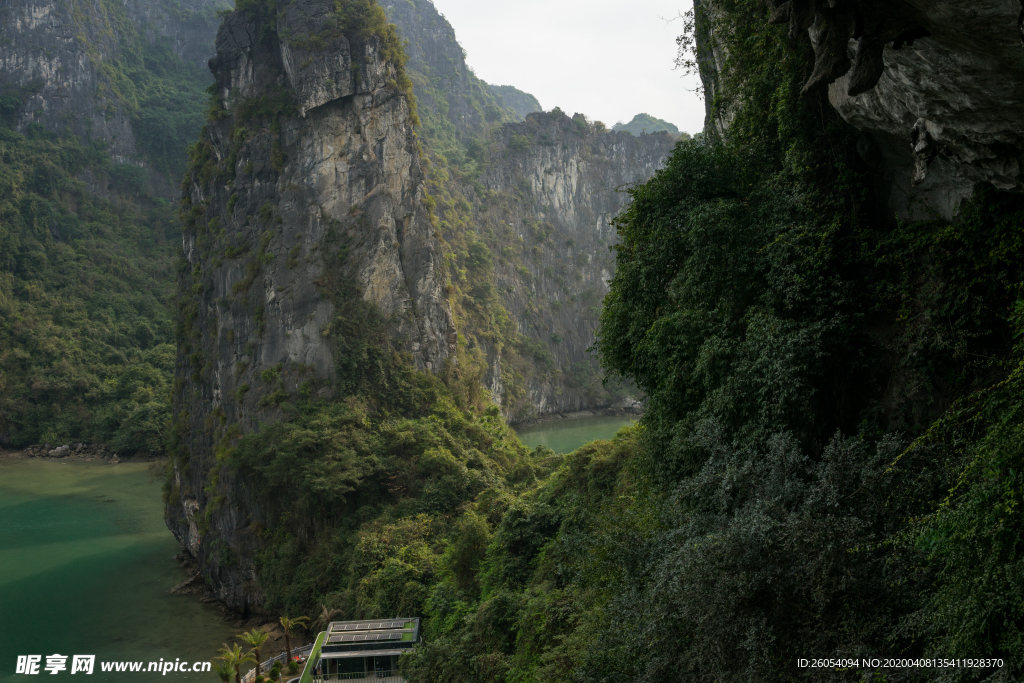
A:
[[311, 672, 404, 682], [241, 644, 314, 683]]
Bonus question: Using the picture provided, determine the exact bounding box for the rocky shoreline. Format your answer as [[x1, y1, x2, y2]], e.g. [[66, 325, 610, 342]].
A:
[[172, 552, 314, 663], [509, 399, 643, 429], [0, 443, 162, 463]]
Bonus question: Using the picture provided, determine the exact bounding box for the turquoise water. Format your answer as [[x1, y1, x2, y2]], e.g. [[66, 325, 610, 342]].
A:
[[514, 415, 637, 454], [0, 459, 236, 682]]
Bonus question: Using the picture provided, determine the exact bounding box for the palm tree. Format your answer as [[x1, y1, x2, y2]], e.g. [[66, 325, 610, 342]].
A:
[[279, 615, 310, 669], [213, 661, 232, 683], [216, 643, 256, 683], [314, 604, 341, 632], [240, 629, 271, 675]]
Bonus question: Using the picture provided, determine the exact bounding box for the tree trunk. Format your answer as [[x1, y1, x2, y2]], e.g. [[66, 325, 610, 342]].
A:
[[284, 633, 292, 667], [254, 649, 261, 675]]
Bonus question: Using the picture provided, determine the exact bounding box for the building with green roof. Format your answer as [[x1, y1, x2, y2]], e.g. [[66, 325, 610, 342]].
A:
[[299, 619, 420, 682]]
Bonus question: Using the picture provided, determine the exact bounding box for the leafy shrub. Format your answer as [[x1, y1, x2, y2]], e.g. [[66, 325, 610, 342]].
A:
[[507, 134, 530, 152]]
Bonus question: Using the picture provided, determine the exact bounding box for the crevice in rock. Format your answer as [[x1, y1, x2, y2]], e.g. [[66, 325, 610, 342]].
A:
[[911, 118, 938, 186], [1019, 0, 1023, 46]]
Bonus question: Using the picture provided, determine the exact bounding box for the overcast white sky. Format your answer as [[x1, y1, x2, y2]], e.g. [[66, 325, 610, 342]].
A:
[[427, 0, 706, 136]]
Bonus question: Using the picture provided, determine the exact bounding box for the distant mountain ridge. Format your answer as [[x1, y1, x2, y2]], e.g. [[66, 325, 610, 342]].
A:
[[386, 0, 676, 421], [489, 84, 542, 120], [613, 112, 685, 137]]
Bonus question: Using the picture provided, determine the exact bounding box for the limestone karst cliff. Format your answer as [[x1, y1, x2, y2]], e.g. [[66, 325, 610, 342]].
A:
[[0, 0, 224, 189], [387, 0, 676, 422], [167, 0, 454, 609], [470, 113, 675, 420], [161, 0, 676, 609]]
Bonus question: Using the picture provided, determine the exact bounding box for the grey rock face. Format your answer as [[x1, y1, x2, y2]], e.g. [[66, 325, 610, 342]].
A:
[[696, 0, 1024, 219], [167, 2, 452, 611], [385, 0, 673, 421], [0, 0, 137, 162], [480, 113, 676, 421], [0, 0, 222, 165], [826, 0, 1024, 218], [694, 0, 732, 136]]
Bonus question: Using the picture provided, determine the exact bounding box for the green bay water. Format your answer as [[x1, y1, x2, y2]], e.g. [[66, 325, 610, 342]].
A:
[[514, 415, 637, 454], [0, 459, 236, 681]]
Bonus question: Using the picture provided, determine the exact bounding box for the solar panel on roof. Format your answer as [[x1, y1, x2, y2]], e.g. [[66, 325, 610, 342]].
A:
[[327, 632, 402, 644], [329, 620, 406, 632]]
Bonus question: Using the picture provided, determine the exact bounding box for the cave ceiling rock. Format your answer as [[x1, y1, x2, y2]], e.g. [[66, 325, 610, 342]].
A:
[[760, 0, 1024, 211]]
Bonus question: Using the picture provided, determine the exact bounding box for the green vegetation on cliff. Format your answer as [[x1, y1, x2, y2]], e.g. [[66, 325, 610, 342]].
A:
[[0, 90, 202, 452], [81, 0, 212, 179], [397, 1, 1024, 681], [0, 0, 213, 449], [488, 84, 542, 121], [0, 122, 178, 449], [612, 112, 682, 137], [165, 1, 1022, 681]]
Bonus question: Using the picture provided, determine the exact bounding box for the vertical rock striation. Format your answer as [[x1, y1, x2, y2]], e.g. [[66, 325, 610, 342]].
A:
[[167, 0, 452, 610], [478, 113, 675, 420], [387, 0, 676, 421]]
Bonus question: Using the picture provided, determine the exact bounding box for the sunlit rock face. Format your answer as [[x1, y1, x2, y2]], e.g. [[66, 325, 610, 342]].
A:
[[168, 0, 452, 611]]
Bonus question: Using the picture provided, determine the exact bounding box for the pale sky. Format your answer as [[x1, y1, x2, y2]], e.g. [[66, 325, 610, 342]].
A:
[[427, 0, 706, 136]]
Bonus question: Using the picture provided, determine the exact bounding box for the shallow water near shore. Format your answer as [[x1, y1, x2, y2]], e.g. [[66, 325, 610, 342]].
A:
[[0, 459, 235, 682], [514, 415, 637, 454]]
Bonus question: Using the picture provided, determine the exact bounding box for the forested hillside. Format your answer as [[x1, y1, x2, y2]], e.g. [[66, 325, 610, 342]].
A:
[[0, 0, 218, 448], [612, 112, 682, 136], [7, 0, 1021, 679], [399, 1, 1024, 681]]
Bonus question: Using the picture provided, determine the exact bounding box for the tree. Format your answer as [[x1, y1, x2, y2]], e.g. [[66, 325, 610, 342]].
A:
[[279, 615, 310, 668], [314, 604, 341, 633], [213, 661, 232, 683], [240, 629, 270, 674], [216, 643, 255, 683]]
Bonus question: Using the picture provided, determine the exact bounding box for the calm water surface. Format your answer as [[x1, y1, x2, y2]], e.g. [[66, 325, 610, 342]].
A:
[[0, 459, 236, 681], [515, 415, 637, 454]]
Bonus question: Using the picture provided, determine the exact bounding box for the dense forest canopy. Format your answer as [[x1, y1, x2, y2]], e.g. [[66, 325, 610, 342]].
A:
[[0, 22, 210, 448]]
